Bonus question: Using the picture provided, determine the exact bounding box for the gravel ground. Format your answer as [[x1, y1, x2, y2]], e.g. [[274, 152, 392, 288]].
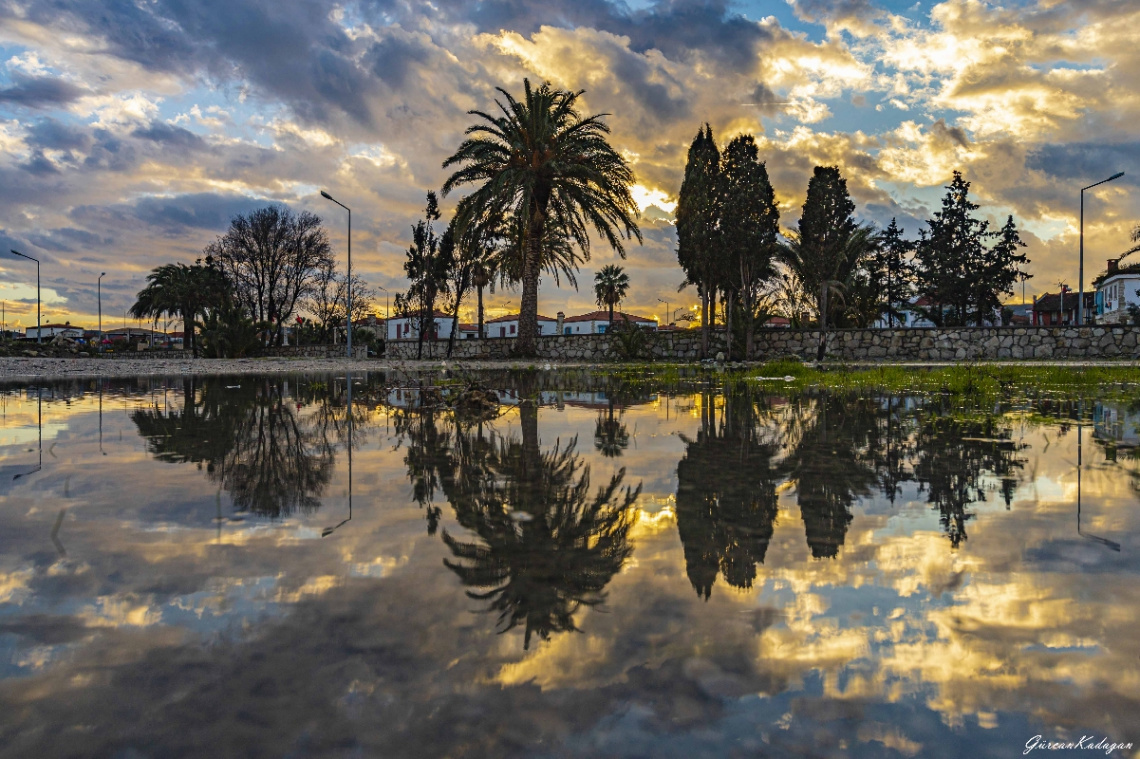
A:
[[0, 356, 596, 381], [2, 356, 1139, 382]]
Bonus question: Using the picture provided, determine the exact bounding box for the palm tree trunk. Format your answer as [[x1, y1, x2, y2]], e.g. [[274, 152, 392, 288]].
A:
[[608, 301, 614, 330], [517, 216, 543, 357], [477, 285, 484, 339]]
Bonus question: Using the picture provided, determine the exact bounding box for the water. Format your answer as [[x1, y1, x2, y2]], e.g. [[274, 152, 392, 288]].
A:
[[0, 373, 1137, 758]]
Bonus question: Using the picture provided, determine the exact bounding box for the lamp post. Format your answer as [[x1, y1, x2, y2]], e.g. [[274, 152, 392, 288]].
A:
[[97, 272, 106, 354], [1078, 171, 1124, 326], [657, 298, 669, 326], [377, 285, 390, 339], [320, 191, 352, 357], [10, 250, 40, 343]]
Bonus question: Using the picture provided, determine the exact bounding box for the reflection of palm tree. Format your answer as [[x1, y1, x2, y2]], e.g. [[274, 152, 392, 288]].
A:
[[441, 404, 640, 648], [132, 377, 336, 518], [593, 399, 629, 458], [675, 389, 780, 598]]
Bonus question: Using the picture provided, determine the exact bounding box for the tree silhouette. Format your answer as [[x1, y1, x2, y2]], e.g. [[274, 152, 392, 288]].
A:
[[675, 389, 780, 598], [912, 411, 1025, 547], [132, 377, 337, 518], [781, 395, 880, 559], [443, 80, 641, 356], [593, 399, 630, 458], [440, 403, 640, 648]]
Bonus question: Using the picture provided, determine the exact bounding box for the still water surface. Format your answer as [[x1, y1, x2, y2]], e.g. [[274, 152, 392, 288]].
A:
[[0, 373, 1137, 758]]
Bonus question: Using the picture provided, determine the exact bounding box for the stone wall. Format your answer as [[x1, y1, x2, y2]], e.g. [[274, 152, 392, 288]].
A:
[[263, 345, 367, 358], [386, 326, 1140, 362], [385, 330, 729, 361], [756, 326, 1140, 361]]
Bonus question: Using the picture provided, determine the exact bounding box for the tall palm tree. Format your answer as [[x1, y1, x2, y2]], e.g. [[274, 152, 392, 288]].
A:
[[593, 264, 630, 329], [442, 79, 642, 356]]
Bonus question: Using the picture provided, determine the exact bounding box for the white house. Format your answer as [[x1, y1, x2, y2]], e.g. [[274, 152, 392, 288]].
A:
[[1095, 261, 1140, 325], [386, 310, 455, 341], [562, 310, 657, 335], [485, 312, 559, 338], [24, 323, 84, 340]]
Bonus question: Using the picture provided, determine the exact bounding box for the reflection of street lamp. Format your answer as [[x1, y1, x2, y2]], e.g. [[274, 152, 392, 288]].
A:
[[1076, 418, 1121, 551], [320, 191, 352, 357], [10, 250, 40, 343], [1078, 171, 1124, 326], [323, 372, 354, 537]]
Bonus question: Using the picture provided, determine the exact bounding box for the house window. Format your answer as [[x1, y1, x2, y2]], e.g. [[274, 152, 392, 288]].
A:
[[510, 324, 516, 334], [500, 326, 506, 337]]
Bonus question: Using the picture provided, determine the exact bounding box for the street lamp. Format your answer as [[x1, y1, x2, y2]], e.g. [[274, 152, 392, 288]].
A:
[[10, 250, 40, 343], [657, 298, 669, 326], [320, 190, 352, 358], [97, 272, 106, 354], [377, 285, 390, 339], [1078, 171, 1124, 326]]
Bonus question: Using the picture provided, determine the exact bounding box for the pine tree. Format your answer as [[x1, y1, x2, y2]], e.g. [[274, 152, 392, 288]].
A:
[[913, 173, 1026, 326], [718, 134, 779, 358], [982, 215, 1030, 324], [676, 124, 721, 357], [877, 219, 914, 327]]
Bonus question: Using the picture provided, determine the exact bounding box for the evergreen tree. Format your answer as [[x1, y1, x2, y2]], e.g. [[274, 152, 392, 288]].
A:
[[718, 134, 779, 358], [913, 172, 993, 326], [778, 166, 872, 329], [981, 215, 1030, 325], [396, 192, 451, 359], [676, 124, 721, 357], [876, 219, 914, 327]]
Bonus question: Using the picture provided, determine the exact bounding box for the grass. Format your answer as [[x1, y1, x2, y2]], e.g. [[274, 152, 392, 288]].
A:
[[589, 359, 1140, 407]]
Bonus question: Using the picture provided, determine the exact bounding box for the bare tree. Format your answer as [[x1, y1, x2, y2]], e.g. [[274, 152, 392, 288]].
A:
[[208, 206, 333, 346], [305, 260, 376, 342]]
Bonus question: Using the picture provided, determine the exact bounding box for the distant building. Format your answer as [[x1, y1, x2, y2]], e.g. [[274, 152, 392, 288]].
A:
[[562, 310, 657, 335], [1095, 259, 1140, 325], [25, 323, 84, 340], [386, 310, 454, 341], [1032, 289, 1092, 326], [485, 312, 559, 338]]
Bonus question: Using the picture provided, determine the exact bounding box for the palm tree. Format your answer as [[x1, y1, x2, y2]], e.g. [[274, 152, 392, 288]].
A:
[[441, 79, 642, 356], [593, 264, 630, 329], [130, 259, 227, 355]]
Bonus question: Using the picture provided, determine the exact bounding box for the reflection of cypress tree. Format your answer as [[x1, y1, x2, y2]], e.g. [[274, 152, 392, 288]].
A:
[[441, 403, 640, 649], [132, 377, 336, 517], [674, 390, 779, 598], [912, 413, 1024, 547], [782, 395, 880, 559]]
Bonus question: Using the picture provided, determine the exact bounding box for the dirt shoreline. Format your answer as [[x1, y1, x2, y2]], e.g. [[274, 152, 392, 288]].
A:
[[2, 356, 1139, 382], [0, 356, 596, 381]]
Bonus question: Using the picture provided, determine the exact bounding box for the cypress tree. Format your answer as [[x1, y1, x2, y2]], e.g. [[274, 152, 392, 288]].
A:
[[719, 134, 779, 358], [877, 219, 914, 327], [676, 124, 721, 357]]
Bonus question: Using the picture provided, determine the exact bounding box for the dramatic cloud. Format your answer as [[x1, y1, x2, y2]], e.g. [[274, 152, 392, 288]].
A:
[[0, 0, 1136, 325]]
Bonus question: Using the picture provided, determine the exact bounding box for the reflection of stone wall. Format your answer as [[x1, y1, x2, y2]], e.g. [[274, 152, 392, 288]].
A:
[[385, 327, 1140, 362]]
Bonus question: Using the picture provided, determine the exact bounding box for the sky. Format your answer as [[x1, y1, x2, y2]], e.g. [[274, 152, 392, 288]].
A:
[[0, 0, 1138, 330]]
